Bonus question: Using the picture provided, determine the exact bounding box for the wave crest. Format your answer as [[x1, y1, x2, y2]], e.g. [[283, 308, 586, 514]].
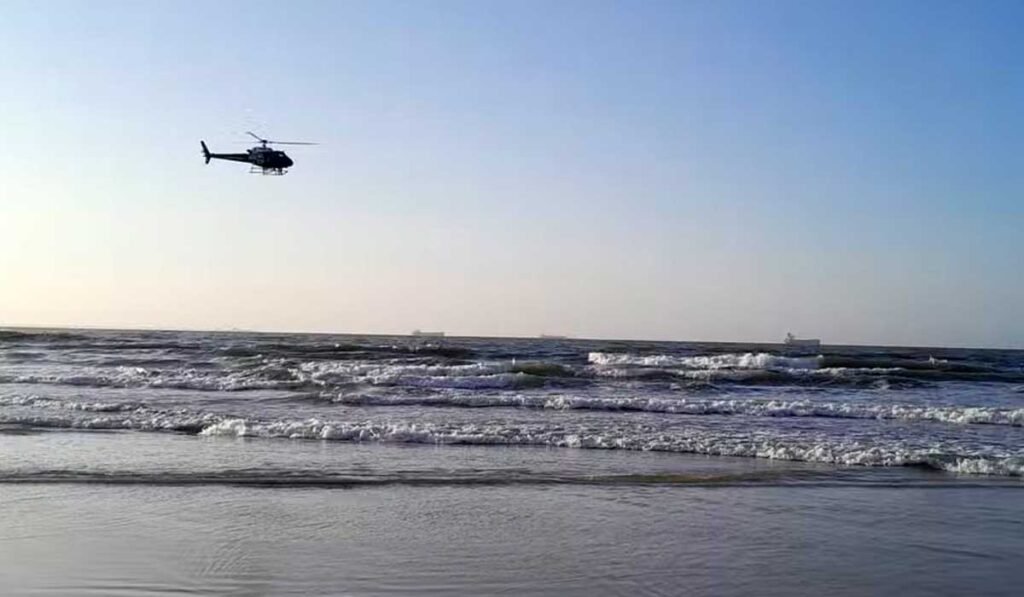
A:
[[588, 352, 821, 370]]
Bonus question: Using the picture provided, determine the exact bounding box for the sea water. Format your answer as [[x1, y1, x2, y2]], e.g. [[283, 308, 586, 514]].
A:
[[1, 329, 1022, 595]]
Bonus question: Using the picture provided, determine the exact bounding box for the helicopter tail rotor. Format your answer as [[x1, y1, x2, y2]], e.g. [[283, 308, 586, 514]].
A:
[[200, 141, 211, 164]]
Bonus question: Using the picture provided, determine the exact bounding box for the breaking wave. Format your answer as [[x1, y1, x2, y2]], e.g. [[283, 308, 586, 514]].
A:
[[587, 351, 1024, 383], [588, 352, 821, 370], [321, 393, 1024, 427], [0, 395, 142, 412], [0, 367, 304, 392], [6, 353, 1012, 393], [1, 405, 1021, 476], [188, 418, 1023, 477], [0, 359, 580, 392]]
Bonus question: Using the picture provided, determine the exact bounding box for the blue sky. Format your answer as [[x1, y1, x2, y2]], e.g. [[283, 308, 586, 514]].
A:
[[1, 0, 1022, 347]]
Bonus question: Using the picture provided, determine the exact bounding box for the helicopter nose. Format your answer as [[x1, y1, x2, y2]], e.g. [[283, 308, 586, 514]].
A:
[[284, 156, 294, 167]]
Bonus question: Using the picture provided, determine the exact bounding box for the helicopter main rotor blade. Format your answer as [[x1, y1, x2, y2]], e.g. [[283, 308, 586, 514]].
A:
[[243, 131, 317, 145]]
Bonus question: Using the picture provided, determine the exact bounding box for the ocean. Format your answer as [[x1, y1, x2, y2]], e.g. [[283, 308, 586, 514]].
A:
[[1, 328, 1022, 595]]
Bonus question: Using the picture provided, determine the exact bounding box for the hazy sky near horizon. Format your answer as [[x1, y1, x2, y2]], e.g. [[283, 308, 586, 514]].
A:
[[1, 0, 1022, 347]]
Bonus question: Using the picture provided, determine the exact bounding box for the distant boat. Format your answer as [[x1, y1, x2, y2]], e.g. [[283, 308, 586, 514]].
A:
[[784, 333, 820, 348], [411, 330, 445, 338]]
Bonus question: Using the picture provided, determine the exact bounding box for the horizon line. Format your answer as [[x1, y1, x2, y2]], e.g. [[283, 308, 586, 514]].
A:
[[1, 323, 1020, 352]]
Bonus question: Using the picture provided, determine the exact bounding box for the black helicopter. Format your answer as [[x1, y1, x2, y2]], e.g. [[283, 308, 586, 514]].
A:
[[200, 132, 315, 175]]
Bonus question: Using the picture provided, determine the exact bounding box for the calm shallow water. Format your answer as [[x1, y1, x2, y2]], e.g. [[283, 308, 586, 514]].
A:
[[1, 329, 1023, 594], [1, 434, 1022, 596]]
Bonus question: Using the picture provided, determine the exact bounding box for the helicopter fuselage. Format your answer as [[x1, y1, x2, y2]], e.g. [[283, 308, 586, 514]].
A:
[[247, 147, 294, 169]]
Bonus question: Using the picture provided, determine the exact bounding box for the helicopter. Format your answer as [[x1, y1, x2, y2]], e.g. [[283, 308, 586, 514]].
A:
[[200, 132, 316, 175]]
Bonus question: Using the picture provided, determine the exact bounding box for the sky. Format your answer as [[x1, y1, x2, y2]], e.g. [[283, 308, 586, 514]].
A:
[[1, 0, 1022, 347]]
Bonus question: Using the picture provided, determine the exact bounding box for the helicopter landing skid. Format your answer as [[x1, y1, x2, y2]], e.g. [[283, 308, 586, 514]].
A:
[[250, 166, 288, 175]]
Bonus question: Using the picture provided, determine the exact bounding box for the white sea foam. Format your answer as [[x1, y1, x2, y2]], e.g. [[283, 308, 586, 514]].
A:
[[296, 360, 562, 389], [195, 417, 1024, 476], [541, 395, 1024, 426], [7, 389, 1022, 429], [0, 360, 574, 392], [939, 456, 1024, 476], [324, 392, 1024, 427], [3, 404, 1020, 476], [0, 365, 302, 392], [0, 410, 219, 433], [588, 352, 821, 370], [0, 394, 142, 412]]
